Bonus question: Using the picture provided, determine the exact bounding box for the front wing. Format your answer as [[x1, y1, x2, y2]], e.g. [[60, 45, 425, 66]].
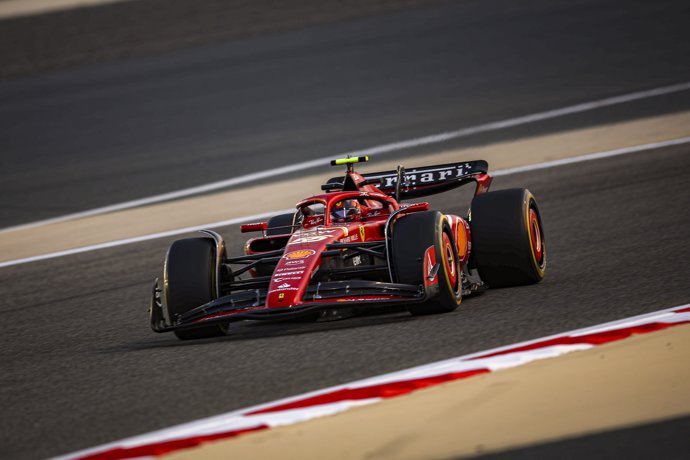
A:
[[149, 279, 435, 333]]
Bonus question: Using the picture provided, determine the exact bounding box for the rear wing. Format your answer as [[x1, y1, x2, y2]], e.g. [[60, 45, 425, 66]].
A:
[[325, 160, 491, 199]]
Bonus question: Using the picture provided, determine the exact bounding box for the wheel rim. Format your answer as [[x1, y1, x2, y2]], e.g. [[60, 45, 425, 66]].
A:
[[442, 232, 458, 290], [528, 208, 544, 266]]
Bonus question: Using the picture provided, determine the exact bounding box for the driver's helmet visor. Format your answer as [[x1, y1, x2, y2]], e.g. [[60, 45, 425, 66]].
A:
[[331, 208, 358, 221]]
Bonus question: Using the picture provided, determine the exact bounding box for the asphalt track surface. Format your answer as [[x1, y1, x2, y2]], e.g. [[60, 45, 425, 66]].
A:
[[2, 0, 690, 227], [1, 144, 689, 460], [476, 414, 690, 460], [2, 1, 690, 459]]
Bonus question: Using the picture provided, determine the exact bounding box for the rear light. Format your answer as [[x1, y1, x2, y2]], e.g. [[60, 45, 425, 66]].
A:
[[240, 222, 268, 233]]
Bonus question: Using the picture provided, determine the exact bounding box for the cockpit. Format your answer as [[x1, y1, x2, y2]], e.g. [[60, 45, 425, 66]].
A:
[[295, 195, 395, 228]]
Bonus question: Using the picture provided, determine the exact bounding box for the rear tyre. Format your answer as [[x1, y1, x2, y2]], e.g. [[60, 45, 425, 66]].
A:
[[164, 238, 227, 340], [470, 188, 546, 288], [391, 211, 461, 315], [266, 213, 296, 236]]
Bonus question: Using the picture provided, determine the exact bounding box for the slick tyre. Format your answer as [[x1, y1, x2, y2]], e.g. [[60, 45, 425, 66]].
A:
[[266, 213, 296, 236], [164, 237, 227, 340], [470, 188, 546, 288], [392, 211, 461, 315]]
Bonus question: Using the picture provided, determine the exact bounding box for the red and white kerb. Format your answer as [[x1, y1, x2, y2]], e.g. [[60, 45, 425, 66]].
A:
[[54, 304, 690, 460]]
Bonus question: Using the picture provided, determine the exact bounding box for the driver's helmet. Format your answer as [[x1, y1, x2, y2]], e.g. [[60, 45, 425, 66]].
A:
[[331, 199, 362, 223]]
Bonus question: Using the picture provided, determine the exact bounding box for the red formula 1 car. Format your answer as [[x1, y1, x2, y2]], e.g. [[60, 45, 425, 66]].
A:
[[149, 157, 546, 340]]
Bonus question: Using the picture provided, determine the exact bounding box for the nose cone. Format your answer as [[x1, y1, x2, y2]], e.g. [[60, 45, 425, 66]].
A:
[[266, 227, 347, 308]]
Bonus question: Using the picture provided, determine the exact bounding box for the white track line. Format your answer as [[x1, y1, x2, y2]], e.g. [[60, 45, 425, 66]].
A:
[[0, 208, 292, 269], [3, 80, 690, 236], [1, 135, 689, 270], [0, 0, 136, 20], [491, 136, 690, 176]]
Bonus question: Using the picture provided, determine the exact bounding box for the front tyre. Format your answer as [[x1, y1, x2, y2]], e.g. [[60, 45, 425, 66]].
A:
[[164, 237, 227, 340], [470, 188, 546, 287], [392, 211, 462, 315]]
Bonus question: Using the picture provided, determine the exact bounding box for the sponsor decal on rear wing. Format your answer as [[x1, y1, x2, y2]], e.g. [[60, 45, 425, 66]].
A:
[[327, 160, 490, 199]]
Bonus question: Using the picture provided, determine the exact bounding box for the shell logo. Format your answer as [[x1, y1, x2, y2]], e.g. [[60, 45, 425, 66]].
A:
[[284, 249, 316, 259]]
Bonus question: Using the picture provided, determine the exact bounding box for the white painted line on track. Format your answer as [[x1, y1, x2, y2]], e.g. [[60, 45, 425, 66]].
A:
[[0, 0, 136, 20], [2, 135, 690, 270], [0, 208, 292, 269], [3, 80, 690, 235], [491, 135, 690, 177], [52, 303, 690, 460]]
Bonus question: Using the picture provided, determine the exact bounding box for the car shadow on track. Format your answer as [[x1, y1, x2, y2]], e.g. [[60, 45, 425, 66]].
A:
[[110, 310, 419, 351]]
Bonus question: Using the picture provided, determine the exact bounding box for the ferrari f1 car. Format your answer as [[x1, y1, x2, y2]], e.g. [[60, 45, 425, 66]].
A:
[[149, 157, 546, 340]]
